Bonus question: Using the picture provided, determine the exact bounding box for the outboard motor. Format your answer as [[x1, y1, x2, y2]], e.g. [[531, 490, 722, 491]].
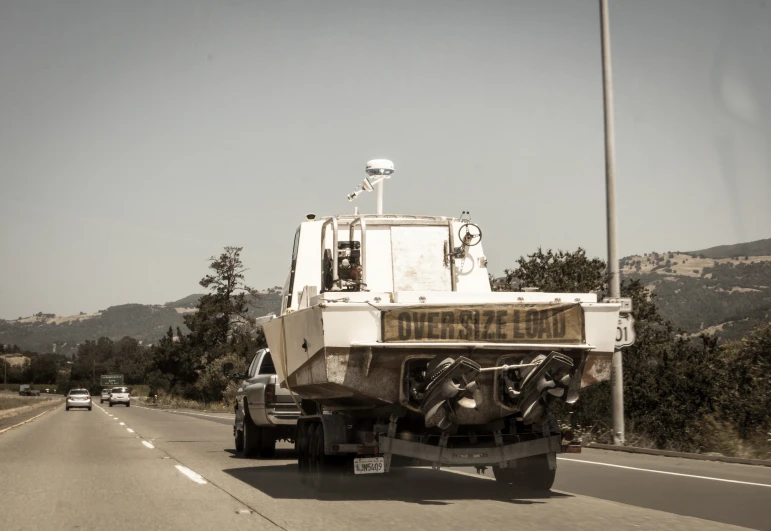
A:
[[418, 356, 483, 430], [502, 351, 575, 425]]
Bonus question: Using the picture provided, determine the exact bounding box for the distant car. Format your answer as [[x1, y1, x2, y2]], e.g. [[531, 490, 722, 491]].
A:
[[66, 389, 92, 411], [100, 389, 111, 404], [109, 387, 130, 407]]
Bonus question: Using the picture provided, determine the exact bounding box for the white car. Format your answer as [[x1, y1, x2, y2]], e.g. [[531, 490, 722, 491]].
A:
[[66, 389, 92, 411], [100, 389, 111, 404], [109, 387, 131, 407]]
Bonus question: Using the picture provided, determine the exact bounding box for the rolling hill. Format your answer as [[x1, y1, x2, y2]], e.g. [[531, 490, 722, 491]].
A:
[[621, 238, 771, 341], [0, 289, 283, 356]]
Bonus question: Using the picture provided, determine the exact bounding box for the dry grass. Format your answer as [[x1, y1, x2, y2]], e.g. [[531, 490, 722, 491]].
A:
[[0, 395, 53, 411], [143, 392, 232, 413], [1, 355, 29, 367]]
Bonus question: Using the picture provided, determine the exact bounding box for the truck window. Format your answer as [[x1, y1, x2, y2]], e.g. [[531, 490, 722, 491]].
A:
[[258, 353, 276, 375], [247, 352, 261, 378]]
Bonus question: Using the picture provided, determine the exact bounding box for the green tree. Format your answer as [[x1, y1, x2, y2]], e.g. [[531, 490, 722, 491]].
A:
[[501, 247, 607, 293], [496, 247, 734, 452], [184, 246, 256, 364]]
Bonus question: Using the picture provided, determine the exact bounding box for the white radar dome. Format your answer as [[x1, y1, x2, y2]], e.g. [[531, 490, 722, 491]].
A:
[[366, 159, 395, 177]]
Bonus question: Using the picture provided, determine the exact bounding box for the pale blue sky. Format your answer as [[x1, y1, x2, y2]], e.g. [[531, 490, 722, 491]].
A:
[[1, 0, 770, 318]]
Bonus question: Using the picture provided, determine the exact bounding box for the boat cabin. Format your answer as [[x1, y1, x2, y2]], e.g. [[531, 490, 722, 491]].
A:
[[281, 214, 492, 314]]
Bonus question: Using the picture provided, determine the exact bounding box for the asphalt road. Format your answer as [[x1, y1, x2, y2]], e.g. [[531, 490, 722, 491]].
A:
[[0, 401, 768, 531]]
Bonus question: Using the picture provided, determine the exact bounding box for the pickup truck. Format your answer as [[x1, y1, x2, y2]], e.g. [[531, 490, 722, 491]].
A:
[[18, 385, 40, 396], [227, 348, 300, 458]]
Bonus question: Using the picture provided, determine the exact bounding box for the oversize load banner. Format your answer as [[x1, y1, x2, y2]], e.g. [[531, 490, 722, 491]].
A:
[[381, 303, 585, 344]]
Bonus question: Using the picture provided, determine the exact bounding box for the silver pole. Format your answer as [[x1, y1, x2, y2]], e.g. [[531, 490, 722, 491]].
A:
[[600, 0, 624, 445], [376, 180, 384, 215]]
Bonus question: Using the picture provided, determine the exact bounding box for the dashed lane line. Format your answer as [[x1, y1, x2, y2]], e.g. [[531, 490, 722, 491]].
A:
[[175, 465, 207, 484]]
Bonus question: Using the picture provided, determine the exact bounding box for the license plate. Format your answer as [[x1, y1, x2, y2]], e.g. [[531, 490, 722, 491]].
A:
[[353, 457, 385, 475]]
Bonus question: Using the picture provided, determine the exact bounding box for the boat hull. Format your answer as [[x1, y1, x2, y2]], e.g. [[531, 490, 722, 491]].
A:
[[263, 297, 619, 426]]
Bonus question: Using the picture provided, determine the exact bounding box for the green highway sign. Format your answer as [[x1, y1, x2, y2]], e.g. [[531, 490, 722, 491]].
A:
[[100, 374, 124, 386]]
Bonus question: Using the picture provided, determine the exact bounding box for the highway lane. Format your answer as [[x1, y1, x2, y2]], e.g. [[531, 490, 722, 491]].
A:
[[0, 402, 275, 531], [136, 404, 771, 530], [1, 400, 765, 530], [72, 402, 760, 530]]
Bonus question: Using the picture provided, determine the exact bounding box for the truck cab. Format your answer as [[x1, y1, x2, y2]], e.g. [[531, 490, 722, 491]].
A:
[[233, 348, 301, 458]]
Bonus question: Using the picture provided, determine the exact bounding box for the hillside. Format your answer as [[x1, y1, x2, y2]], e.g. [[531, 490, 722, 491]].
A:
[[689, 237, 771, 260], [0, 289, 283, 356], [621, 243, 771, 341]]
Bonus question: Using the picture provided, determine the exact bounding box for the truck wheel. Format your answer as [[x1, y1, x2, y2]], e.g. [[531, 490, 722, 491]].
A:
[[242, 402, 260, 458], [235, 429, 244, 452], [493, 454, 556, 492], [308, 423, 325, 489], [259, 430, 276, 458], [109, 403, 113, 407], [297, 423, 310, 484]]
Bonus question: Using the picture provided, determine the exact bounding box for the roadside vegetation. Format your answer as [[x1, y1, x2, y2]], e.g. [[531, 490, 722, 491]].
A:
[[497, 248, 771, 460], [43, 247, 262, 409], [0, 395, 54, 411]]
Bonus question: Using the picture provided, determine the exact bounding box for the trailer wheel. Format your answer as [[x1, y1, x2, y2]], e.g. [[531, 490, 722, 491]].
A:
[[493, 454, 556, 492], [296, 423, 309, 483], [308, 423, 325, 489], [242, 402, 260, 458]]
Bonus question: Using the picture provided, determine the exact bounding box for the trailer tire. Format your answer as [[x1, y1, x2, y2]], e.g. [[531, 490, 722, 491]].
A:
[[297, 422, 309, 483], [493, 454, 556, 492], [242, 402, 260, 458], [308, 423, 324, 489]]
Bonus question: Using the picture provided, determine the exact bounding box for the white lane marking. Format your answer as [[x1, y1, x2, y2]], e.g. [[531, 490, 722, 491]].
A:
[[126, 428, 135, 433], [558, 458, 771, 488], [119, 422, 125, 426], [175, 465, 207, 484], [133, 405, 233, 419], [0, 404, 59, 435], [142, 440, 154, 449]]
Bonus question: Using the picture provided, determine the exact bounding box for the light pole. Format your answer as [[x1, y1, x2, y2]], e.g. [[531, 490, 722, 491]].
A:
[[599, 0, 624, 445]]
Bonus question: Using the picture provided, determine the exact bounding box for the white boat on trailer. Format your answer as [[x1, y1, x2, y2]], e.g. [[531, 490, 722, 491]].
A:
[[262, 160, 620, 489]]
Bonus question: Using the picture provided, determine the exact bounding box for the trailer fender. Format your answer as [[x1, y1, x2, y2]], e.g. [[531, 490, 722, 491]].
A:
[[297, 414, 349, 455]]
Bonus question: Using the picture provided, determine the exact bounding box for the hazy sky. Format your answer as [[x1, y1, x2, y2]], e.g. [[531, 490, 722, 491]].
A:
[[1, 0, 770, 319]]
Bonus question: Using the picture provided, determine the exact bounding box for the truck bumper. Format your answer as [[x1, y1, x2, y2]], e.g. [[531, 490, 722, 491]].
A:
[[267, 409, 301, 425]]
